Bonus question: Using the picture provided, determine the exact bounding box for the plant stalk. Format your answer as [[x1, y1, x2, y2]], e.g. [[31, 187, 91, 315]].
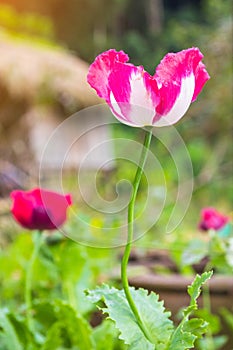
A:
[[25, 230, 43, 331], [121, 127, 154, 344], [202, 253, 215, 349]]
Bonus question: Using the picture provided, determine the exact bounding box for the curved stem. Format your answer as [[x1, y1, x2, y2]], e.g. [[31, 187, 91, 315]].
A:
[[25, 230, 43, 330], [121, 128, 153, 343]]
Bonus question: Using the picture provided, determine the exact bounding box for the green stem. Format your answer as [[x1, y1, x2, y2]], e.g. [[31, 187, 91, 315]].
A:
[[121, 128, 154, 344], [25, 230, 43, 330], [64, 279, 77, 309], [202, 255, 215, 349]]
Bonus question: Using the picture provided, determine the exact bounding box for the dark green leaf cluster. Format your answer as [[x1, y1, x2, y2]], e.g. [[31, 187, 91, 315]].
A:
[[0, 301, 125, 350]]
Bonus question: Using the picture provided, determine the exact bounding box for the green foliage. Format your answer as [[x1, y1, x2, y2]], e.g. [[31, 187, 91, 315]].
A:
[[196, 335, 227, 350], [87, 272, 212, 350], [0, 232, 117, 321], [208, 232, 233, 274], [0, 300, 93, 350], [182, 239, 208, 266], [41, 322, 63, 350], [87, 284, 173, 350], [0, 231, 128, 349], [167, 271, 213, 350], [203, 0, 232, 24], [0, 300, 126, 350], [92, 320, 126, 350], [0, 4, 54, 39], [40, 300, 94, 350], [193, 308, 229, 350], [220, 308, 233, 331], [194, 309, 221, 335], [0, 310, 23, 350], [187, 271, 213, 312], [180, 226, 233, 274], [167, 319, 206, 350]]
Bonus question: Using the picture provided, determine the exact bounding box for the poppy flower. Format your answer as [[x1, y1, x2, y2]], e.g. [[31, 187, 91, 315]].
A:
[[87, 48, 210, 127], [10, 188, 72, 230], [199, 207, 229, 232]]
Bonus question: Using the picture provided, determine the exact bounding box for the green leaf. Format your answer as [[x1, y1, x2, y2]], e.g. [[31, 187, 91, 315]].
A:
[[183, 319, 208, 339], [0, 310, 23, 350], [52, 241, 95, 314], [36, 300, 94, 350], [87, 284, 174, 350], [167, 271, 213, 350], [92, 319, 126, 350], [182, 240, 208, 266], [52, 300, 94, 350], [194, 309, 221, 334], [41, 322, 63, 350], [33, 301, 57, 331], [166, 327, 196, 350], [197, 335, 228, 350], [212, 335, 228, 349], [7, 313, 39, 349], [209, 235, 233, 273], [186, 271, 213, 313], [92, 320, 115, 350], [220, 307, 233, 331]]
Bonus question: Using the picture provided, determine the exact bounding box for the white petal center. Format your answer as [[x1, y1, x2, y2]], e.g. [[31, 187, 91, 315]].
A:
[[128, 72, 155, 126], [155, 74, 195, 127]]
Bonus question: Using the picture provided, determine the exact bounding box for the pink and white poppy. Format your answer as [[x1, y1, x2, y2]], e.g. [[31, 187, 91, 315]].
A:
[[87, 48, 210, 127]]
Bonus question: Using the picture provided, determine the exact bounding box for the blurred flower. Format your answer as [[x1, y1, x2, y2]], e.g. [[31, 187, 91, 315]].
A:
[[87, 48, 209, 127], [10, 188, 72, 230], [199, 207, 229, 232]]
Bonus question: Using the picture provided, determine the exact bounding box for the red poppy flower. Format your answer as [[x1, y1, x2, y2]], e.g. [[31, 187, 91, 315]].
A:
[[199, 207, 229, 232], [10, 188, 72, 230], [87, 47, 210, 127]]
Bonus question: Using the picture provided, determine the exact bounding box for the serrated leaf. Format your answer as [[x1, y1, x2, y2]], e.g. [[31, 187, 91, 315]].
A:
[[194, 309, 221, 334], [87, 284, 174, 350], [166, 327, 196, 350], [187, 271, 213, 310], [183, 319, 208, 339], [182, 271, 213, 318], [167, 272, 213, 350]]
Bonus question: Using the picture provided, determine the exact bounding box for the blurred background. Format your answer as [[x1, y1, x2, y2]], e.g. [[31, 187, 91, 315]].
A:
[[0, 1, 232, 349], [0, 0, 232, 240]]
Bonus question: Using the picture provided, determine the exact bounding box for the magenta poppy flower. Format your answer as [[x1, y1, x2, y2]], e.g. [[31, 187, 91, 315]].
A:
[[10, 188, 72, 230], [87, 48, 210, 127], [199, 207, 229, 232]]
